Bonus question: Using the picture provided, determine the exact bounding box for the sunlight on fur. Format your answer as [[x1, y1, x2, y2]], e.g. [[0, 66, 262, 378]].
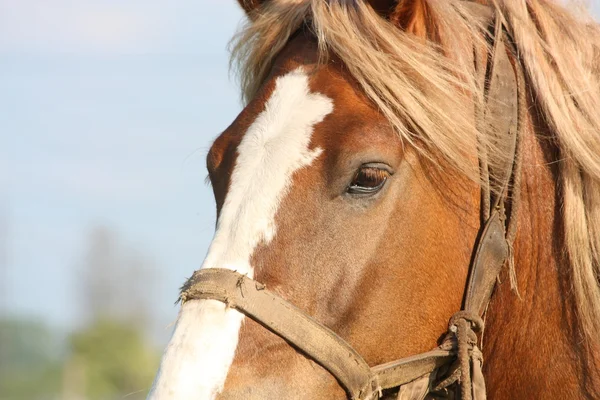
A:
[[230, 0, 600, 343]]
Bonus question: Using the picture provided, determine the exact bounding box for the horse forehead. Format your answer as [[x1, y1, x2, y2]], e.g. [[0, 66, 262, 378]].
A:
[[211, 69, 389, 173], [208, 68, 337, 214]]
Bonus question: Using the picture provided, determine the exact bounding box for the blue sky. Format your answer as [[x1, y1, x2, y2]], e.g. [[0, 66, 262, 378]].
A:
[[1, 0, 599, 342], [0, 0, 245, 338]]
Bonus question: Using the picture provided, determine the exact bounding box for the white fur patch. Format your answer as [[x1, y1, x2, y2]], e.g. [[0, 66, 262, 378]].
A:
[[147, 68, 333, 400]]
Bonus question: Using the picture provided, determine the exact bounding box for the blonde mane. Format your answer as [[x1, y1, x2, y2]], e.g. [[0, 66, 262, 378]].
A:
[[230, 0, 600, 342]]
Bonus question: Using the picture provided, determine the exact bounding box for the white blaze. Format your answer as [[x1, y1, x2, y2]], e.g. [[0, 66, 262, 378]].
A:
[[147, 68, 333, 400]]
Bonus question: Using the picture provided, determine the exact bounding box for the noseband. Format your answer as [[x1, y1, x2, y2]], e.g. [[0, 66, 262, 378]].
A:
[[180, 5, 525, 400]]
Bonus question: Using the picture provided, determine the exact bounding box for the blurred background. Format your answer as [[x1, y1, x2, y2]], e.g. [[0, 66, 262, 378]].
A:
[[0, 1, 599, 399], [0, 0, 243, 398]]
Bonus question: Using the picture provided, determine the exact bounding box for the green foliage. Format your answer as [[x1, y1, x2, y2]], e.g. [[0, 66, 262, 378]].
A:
[[0, 316, 161, 400], [1, 227, 163, 399], [68, 317, 160, 400], [0, 318, 62, 400]]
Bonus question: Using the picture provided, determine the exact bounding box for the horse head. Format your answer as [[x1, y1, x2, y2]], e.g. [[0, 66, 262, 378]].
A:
[[148, 1, 600, 399]]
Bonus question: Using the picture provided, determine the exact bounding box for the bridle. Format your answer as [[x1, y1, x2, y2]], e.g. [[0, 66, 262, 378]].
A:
[[181, 5, 524, 399], [180, 4, 525, 400]]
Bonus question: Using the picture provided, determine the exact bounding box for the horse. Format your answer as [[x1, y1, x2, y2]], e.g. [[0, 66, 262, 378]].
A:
[[147, 1, 600, 399]]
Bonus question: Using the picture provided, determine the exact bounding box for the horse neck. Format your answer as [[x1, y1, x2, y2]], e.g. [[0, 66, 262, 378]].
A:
[[481, 102, 600, 398]]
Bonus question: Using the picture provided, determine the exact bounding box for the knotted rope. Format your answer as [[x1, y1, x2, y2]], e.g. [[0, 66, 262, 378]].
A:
[[435, 311, 484, 400]]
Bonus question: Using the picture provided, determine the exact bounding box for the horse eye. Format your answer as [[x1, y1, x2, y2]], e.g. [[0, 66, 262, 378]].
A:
[[347, 166, 390, 195]]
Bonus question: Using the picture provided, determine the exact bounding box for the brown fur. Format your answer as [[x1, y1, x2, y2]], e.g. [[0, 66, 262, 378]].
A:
[[201, 0, 600, 398], [483, 88, 600, 398]]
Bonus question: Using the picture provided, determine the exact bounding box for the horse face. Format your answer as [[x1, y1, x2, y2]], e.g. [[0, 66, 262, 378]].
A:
[[148, 35, 480, 400]]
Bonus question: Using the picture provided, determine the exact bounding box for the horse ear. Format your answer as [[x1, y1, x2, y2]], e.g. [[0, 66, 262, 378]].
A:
[[372, 0, 437, 40], [237, 0, 265, 15]]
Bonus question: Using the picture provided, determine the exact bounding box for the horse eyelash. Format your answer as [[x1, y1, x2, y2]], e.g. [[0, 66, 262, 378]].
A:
[[360, 167, 389, 181]]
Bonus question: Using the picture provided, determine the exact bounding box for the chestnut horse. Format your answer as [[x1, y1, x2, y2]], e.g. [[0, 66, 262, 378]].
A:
[[148, 1, 600, 399]]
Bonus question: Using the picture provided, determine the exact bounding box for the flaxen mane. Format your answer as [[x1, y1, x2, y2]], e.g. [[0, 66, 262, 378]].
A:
[[230, 0, 600, 342]]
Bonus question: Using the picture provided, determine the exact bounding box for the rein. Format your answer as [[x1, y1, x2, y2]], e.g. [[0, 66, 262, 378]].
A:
[[180, 5, 525, 400]]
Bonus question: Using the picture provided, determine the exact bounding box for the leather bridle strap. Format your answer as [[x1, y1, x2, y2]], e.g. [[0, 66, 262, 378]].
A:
[[180, 4, 524, 400], [180, 268, 377, 399], [179, 212, 513, 400], [180, 268, 453, 400]]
